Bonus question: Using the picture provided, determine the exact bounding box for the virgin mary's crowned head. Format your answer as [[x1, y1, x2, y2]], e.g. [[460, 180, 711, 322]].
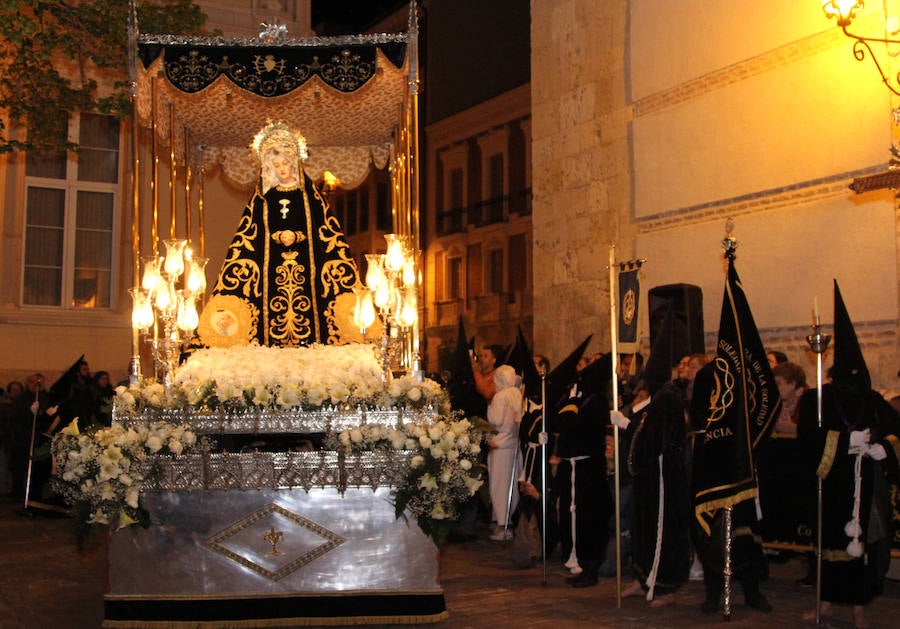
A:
[[252, 121, 309, 193]]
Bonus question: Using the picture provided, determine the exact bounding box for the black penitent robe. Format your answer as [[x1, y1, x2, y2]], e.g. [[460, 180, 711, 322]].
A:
[[555, 394, 612, 565], [626, 382, 692, 593], [797, 385, 900, 605], [200, 172, 359, 347]]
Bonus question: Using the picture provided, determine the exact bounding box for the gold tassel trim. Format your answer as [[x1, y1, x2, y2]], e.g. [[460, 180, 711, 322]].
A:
[[817, 430, 839, 479]]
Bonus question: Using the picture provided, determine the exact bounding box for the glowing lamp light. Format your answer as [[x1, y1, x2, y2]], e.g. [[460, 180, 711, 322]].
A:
[[402, 256, 416, 287], [178, 296, 200, 332], [360, 291, 376, 329], [186, 257, 208, 294], [365, 254, 386, 291], [397, 289, 417, 327], [373, 281, 391, 309], [163, 239, 187, 277], [141, 256, 162, 294], [384, 234, 406, 272], [323, 170, 340, 190], [822, 0, 863, 27]]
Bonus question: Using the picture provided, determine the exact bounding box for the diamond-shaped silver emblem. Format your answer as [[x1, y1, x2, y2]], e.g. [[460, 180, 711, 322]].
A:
[[204, 503, 346, 581]]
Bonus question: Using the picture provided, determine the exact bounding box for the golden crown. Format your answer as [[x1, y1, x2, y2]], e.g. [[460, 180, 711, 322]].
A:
[[251, 121, 308, 162]]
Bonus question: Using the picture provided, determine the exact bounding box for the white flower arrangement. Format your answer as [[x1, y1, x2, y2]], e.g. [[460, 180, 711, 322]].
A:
[[113, 344, 448, 415], [51, 419, 197, 534], [332, 415, 494, 545]]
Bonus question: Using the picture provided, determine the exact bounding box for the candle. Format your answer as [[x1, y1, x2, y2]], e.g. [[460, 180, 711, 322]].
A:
[[813, 296, 820, 326]]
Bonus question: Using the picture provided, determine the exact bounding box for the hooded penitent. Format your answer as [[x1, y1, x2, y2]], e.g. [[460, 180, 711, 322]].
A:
[[795, 279, 900, 606]]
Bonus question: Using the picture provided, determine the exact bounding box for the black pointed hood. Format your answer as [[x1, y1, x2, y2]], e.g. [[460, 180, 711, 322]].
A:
[[49, 354, 85, 404], [547, 334, 592, 407], [832, 279, 870, 392]]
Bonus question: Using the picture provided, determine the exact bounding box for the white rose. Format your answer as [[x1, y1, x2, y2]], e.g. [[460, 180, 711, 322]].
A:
[[125, 486, 140, 509], [145, 435, 163, 453], [459, 459, 472, 471], [168, 439, 183, 455], [350, 429, 363, 444], [406, 387, 422, 402], [419, 435, 432, 448], [463, 475, 483, 495], [418, 473, 438, 490], [410, 455, 425, 468]]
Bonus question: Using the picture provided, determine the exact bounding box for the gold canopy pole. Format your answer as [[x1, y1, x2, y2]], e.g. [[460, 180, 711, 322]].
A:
[[151, 78, 159, 255], [127, 0, 142, 382], [407, 0, 422, 376], [183, 126, 192, 244], [198, 147, 206, 259], [168, 102, 177, 239]]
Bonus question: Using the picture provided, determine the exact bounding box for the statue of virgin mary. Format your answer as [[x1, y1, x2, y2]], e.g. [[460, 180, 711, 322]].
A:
[[198, 122, 360, 347]]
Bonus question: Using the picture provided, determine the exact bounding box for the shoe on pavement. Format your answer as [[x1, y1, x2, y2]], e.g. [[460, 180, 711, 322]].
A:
[[489, 527, 513, 541]]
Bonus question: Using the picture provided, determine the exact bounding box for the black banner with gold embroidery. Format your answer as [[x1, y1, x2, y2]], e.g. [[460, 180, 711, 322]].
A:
[[617, 264, 641, 354], [693, 257, 780, 534]]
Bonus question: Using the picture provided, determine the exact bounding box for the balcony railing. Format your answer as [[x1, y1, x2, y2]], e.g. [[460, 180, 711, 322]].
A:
[[435, 188, 533, 236], [428, 291, 532, 327]]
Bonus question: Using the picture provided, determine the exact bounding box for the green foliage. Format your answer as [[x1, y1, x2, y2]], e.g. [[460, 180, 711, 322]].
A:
[[0, 1, 209, 154]]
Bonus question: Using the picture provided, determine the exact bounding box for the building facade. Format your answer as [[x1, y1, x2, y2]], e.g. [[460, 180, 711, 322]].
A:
[[423, 84, 532, 372], [531, 0, 899, 391]]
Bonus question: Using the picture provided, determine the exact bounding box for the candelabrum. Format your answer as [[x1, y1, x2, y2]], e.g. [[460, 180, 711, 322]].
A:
[[130, 239, 208, 390], [352, 233, 421, 382]]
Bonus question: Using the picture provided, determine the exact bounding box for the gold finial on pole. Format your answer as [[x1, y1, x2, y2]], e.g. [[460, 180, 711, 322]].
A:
[[722, 217, 737, 261]]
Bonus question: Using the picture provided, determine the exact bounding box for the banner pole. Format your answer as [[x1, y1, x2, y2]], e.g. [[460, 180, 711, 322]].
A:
[[540, 373, 548, 585], [806, 316, 831, 626], [608, 244, 622, 608]]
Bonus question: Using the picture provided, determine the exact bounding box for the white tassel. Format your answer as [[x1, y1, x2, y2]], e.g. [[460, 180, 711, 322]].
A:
[[845, 452, 864, 557]]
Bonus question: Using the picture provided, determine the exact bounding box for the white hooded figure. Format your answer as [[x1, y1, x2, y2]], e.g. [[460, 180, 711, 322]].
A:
[[487, 364, 523, 540]]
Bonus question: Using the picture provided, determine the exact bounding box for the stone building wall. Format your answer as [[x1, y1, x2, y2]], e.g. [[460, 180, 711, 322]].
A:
[[531, 0, 899, 391]]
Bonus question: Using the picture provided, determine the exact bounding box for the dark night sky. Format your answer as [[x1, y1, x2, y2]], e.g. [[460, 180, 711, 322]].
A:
[[311, 0, 409, 35]]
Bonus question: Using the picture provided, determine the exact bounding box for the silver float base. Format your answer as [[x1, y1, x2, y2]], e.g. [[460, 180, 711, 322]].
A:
[[104, 487, 446, 627]]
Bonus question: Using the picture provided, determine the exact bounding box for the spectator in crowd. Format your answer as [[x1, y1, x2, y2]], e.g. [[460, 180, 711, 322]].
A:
[[473, 344, 503, 403], [93, 371, 115, 427], [766, 350, 788, 370], [772, 361, 808, 435], [486, 364, 523, 541]]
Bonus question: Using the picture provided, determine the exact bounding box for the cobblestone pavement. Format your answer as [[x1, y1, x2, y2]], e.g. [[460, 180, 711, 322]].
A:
[[1, 495, 898, 628]]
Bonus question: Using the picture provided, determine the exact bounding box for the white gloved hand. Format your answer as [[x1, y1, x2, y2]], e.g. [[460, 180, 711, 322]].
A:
[[849, 429, 871, 448], [46, 405, 58, 416], [867, 443, 887, 461], [610, 409, 630, 430], [30, 401, 39, 415], [538, 431, 548, 445]]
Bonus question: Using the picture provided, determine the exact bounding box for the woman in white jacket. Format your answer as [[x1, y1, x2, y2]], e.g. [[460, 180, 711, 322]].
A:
[[487, 364, 523, 541]]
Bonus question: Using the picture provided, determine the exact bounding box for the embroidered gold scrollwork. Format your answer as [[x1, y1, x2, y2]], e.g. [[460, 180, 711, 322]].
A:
[[320, 259, 358, 299], [707, 356, 734, 423], [268, 252, 312, 345], [216, 259, 261, 298]]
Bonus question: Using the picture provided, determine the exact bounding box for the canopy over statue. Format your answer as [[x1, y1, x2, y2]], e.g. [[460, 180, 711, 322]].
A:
[[198, 122, 360, 347]]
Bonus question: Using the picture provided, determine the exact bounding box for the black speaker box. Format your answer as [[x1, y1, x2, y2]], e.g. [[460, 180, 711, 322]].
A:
[[647, 283, 704, 368]]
